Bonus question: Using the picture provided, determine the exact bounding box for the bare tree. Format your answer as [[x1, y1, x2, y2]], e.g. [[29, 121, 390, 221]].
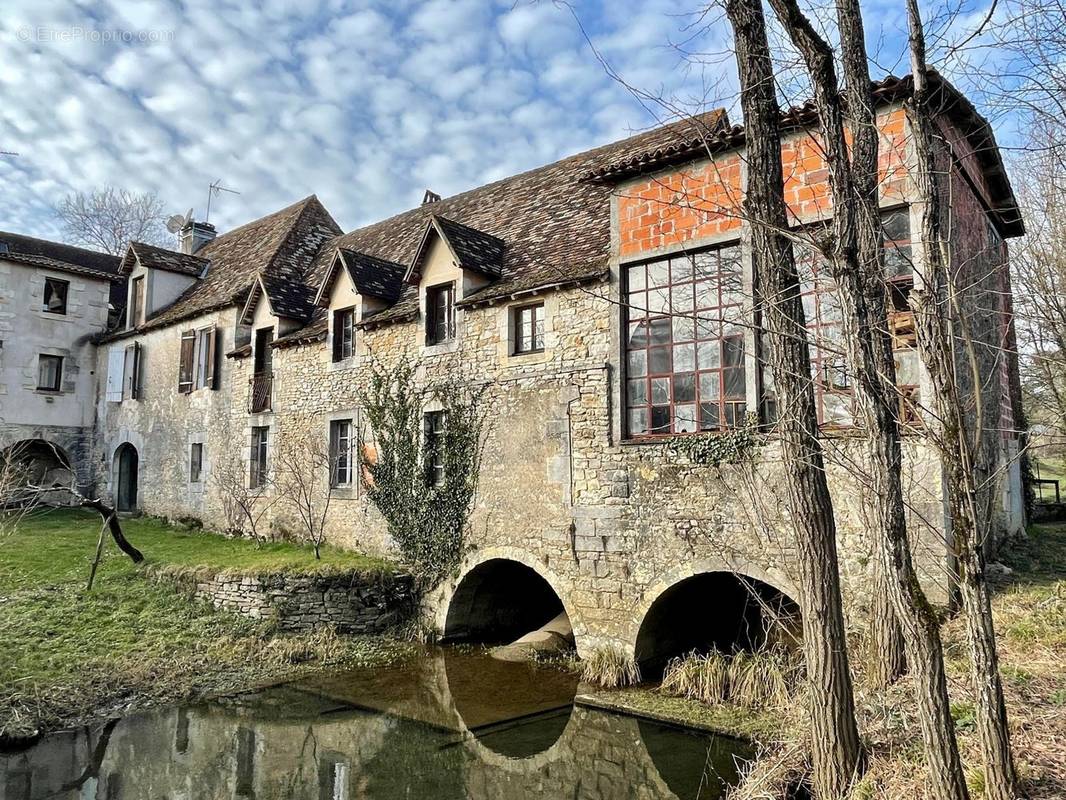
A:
[[723, 0, 863, 794], [213, 449, 278, 546], [275, 428, 334, 559], [55, 186, 169, 255], [906, 5, 1018, 797]]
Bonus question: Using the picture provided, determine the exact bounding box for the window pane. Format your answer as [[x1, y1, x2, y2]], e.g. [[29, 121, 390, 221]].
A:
[[648, 287, 669, 314], [650, 377, 670, 404], [724, 366, 745, 399], [674, 404, 697, 433], [723, 336, 745, 367], [650, 406, 671, 433], [671, 283, 694, 313], [627, 349, 647, 377], [673, 343, 695, 372], [823, 393, 852, 425], [629, 408, 649, 435], [648, 346, 671, 374], [700, 402, 720, 430], [699, 371, 720, 400], [671, 255, 694, 282], [648, 318, 671, 346], [648, 260, 669, 288], [674, 372, 696, 402], [672, 315, 694, 342], [627, 379, 647, 405], [695, 280, 717, 309], [627, 264, 646, 292], [628, 321, 649, 349], [628, 291, 648, 318]]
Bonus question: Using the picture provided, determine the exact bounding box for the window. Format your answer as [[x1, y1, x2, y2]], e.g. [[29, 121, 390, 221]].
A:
[[37, 354, 63, 391], [43, 277, 69, 314], [329, 419, 353, 488], [423, 411, 445, 486], [512, 302, 544, 354], [425, 283, 455, 345], [190, 443, 204, 484], [178, 330, 195, 393], [194, 327, 219, 389], [332, 308, 355, 361], [235, 727, 255, 799], [624, 246, 746, 436], [129, 275, 145, 328], [882, 208, 913, 278], [249, 426, 269, 489], [319, 755, 350, 800]]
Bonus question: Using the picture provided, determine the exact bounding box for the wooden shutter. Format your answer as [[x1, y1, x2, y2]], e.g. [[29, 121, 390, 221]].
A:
[[178, 330, 195, 393], [106, 347, 124, 402], [206, 327, 220, 389]]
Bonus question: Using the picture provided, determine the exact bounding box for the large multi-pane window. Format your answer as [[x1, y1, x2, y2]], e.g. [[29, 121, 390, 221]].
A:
[[624, 245, 746, 436]]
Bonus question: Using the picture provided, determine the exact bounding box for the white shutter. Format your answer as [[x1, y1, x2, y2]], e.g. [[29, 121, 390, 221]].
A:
[[106, 347, 125, 402]]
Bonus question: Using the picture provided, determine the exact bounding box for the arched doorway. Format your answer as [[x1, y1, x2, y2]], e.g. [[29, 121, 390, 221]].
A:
[[444, 558, 570, 646], [634, 572, 801, 679], [114, 443, 139, 512]]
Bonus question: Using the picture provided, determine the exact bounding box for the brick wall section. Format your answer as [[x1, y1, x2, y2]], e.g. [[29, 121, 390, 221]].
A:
[[618, 108, 909, 258]]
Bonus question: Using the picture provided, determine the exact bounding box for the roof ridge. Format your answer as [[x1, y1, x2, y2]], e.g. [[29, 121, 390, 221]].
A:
[[264, 194, 340, 281], [204, 194, 320, 248]]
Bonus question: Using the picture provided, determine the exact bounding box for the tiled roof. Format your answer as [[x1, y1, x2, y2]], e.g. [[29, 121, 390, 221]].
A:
[[334, 109, 731, 329], [407, 216, 505, 282], [121, 241, 208, 278], [338, 249, 405, 301], [103, 196, 341, 340], [0, 231, 122, 280]]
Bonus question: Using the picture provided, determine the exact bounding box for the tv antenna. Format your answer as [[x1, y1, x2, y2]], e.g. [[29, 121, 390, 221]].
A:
[[0, 150, 18, 157], [165, 208, 194, 234], [205, 179, 239, 222]]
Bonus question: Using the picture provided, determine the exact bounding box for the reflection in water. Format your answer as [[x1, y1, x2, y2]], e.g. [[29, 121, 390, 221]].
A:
[[1, 648, 752, 800]]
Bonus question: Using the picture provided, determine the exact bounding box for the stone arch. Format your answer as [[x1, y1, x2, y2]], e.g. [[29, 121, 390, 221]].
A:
[[433, 546, 586, 653], [630, 558, 801, 678], [0, 438, 76, 500]]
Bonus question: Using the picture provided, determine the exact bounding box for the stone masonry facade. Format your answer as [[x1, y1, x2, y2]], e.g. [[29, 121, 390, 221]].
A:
[[89, 79, 1025, 658]]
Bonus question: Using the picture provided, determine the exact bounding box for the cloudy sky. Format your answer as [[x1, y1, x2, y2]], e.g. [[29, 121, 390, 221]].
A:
[[1, 0, 1003, 243]]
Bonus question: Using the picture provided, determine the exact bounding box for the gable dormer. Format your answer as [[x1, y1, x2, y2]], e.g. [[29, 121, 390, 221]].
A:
[[315, 249, 404, 363], [120, 242, 209, 328], [405, 216, 504, 350]]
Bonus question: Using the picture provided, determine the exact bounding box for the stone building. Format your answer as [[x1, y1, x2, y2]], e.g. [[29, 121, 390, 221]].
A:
[[0, 232, 123, 489], [89, 73, 1024, 665]]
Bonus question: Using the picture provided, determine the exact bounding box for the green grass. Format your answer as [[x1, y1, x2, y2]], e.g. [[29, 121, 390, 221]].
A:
[[0, 509, 409, 739]]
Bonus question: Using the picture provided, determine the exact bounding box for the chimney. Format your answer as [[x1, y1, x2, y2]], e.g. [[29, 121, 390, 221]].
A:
[[180, 220, 216, 254], [421, 189, 441, 205]]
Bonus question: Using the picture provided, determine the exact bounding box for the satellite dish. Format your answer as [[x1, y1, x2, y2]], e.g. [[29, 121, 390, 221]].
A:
[[165, 208, 194, 234]]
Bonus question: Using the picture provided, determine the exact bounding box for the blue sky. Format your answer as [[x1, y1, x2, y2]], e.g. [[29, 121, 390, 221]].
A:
[[0, 0, 1004, 243]]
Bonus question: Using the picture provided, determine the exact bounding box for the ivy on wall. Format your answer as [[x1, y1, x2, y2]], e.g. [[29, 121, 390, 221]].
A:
[[359, 357, 489, 587], [673, 413, 765, 468]]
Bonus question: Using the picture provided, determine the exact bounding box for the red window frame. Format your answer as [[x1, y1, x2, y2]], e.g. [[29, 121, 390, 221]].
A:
[[624, 244, 747, 438]]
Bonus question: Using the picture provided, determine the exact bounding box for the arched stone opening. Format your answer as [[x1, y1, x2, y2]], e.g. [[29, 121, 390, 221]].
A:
[[443, 558, 569, 646], [1, 439, 75, 501], [113, 443, 139, 512], [634, 572, 801, 679]]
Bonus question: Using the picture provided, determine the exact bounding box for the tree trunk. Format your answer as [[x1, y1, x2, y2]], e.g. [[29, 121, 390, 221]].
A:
[[724, 0, 863, 795], [868, 559, 906, 687], [756, 1, 969, 795], [906, 4, 1017, 796]]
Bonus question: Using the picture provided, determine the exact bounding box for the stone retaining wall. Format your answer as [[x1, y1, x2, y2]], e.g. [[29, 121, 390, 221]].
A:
[[154, 568, 415, 634]]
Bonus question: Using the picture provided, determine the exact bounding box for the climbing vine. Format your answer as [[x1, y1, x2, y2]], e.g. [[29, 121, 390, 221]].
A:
[[359, 357, 488, 587], [673, 412, 765, 468]]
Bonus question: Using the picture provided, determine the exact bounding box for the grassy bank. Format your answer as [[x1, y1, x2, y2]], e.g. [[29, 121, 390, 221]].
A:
[[0, 509, 410, 740]]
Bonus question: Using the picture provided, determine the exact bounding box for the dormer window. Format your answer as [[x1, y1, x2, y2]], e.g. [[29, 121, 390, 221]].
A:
[[426, 282, 455, 346], [332, 307, 355, 362]]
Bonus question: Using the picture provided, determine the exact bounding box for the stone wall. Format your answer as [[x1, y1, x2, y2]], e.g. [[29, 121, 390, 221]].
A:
[[151, 566, 414, 634]]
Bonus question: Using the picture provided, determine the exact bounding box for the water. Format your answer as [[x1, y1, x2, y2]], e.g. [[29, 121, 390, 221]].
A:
[[1, 648, 753, 799]]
